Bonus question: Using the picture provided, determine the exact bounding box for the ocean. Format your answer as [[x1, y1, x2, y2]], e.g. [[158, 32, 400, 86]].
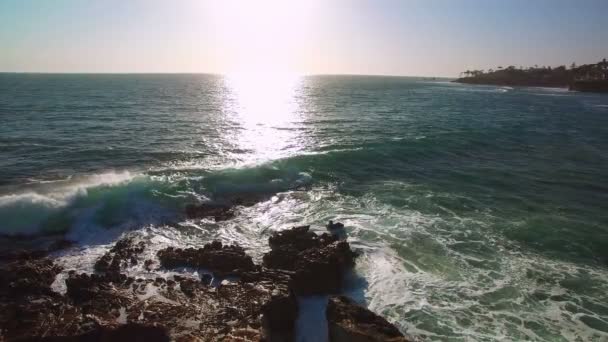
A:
[[1, 73, 608, 341]]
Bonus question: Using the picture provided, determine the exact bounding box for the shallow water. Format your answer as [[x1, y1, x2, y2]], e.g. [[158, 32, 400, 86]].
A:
[[1, 74, 608, 341]]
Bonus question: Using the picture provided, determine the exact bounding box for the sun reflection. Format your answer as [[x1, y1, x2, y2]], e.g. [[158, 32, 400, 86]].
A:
[[222, 71, 306, 164]]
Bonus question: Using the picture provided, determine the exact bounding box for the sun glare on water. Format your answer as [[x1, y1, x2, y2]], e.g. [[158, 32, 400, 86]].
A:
[[202, 0, 318, 163]]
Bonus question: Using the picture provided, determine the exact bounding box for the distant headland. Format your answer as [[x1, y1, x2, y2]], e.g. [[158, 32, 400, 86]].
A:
[[454, 59, 608, 93]]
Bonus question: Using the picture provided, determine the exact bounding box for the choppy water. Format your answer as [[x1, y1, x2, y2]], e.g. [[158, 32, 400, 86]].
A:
[[1, 73, 608, 341]]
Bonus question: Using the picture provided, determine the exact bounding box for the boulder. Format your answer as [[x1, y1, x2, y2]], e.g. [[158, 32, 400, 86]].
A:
[[185, 203, 235, 221], [94, 237, 145, 274], [0, 257, 62, 297], [327, 296, 413, 342], [290, 241, 357, 295], [157, 241, 255, 276], [263, 226, 338, 271], [261, 294, 299, 341]]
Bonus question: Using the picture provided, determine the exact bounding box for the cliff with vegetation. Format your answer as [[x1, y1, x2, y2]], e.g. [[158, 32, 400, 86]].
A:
[[454, 59, 608, 92]]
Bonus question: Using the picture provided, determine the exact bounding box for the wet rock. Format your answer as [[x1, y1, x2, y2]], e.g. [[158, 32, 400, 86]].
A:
[[263, 226, 338, 270], [94, 237, 145, 274], [47, 239, 75, 252], [23, 323, 171, 342], [290, 241, 357, 295], [0, 257, 62, 296], [226, 192, 275, 207], [65, 272, 133, 319], [185, 193, 276, 222], [0, 248, 48, 262], [268, 225, 335, 251], [88, 323, 171, 342], [185, 202, 235, 222], [157, 241, 255, 275], [179, 278, 207, 297], [261, 294, 298, 341], [0, 258, 87, 340], [326, 220, 345, 232], [327, 296, 412, 342], [263, 246, 301, 271], [144, 259, 155, 271]]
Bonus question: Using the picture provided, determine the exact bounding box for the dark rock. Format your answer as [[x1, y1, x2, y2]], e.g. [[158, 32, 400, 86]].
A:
[[261, 294, 298, 341], [26, 323, 171, 342], [263, 246, 301, 271], [290, 241, 357, 295], [94, 237, 145, 274], [226, 192, 274, 207], [263, 226, 338, 270], [47, 239, 75, 252], [185, 202, 235, 221], [157, 241, 255, 276], [179, 278, 206, 297], [0, 249, 48, 262], [0, 257, 62, 297], [65, 273, 131, 310], [327, 296, 413, 342], [326, 220, 345, 231], [200, 273, 213, 285]]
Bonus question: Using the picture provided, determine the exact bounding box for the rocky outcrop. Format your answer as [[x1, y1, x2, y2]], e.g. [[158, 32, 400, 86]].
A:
[[36, 323, 172, 342], [0, 224, 412, 341], [157, 241, 255, 276], [185, 203, 235, 221], [262, 226, 354, 295], [185, 192, 275, 221], [290, 241, 357, 295], [0, 258, 61, 297], [263, 225, 338, 270], [94, 237, 145, 274], [327, 296, 414, 342]]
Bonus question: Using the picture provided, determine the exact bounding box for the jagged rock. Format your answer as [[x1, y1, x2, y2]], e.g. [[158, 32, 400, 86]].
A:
[[0, 248, 48, 262], [0, 257, 62, 296], [28, 323, 171, 342], [290, 241, 357, 295], [0, 258, 86, 340], [48, 239, 75, 252], [263, 226, 338, 270], [225, 192, 275, 207], [185, 193, 275, 222], [65, 272, 132, 311], [326, 220, 345, 232], [261, 294, 298, 341], [262, 226, 356, 295], [94, 237, 145, 274], [185, 203, 235, 221], [327, 296, 412, 342], [157, 241, 255, 276], [0, 219, 409, 342], [268, 225, 336, 251]]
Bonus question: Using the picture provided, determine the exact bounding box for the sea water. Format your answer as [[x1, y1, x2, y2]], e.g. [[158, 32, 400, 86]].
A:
[[1, 73, 608, 341]]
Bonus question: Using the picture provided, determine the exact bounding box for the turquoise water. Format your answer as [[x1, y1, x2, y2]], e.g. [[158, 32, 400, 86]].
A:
[[1, 74, 608, 341]]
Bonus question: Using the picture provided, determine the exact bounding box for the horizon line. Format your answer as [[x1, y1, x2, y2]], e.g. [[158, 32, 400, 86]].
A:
[[0, 71, 456, 78]]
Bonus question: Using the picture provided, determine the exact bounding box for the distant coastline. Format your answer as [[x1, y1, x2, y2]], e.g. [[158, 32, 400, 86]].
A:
[[454, 59, 608, 93]]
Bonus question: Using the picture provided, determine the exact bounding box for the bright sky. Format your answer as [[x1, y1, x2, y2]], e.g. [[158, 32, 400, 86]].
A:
[[1, 0, 607, 77]]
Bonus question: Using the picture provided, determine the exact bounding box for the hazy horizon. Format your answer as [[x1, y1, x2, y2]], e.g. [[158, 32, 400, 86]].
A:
[[1, 0, 607, 77]]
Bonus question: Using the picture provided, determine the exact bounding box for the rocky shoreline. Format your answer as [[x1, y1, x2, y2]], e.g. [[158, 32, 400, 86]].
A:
[[0, 197, 416, 341]]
